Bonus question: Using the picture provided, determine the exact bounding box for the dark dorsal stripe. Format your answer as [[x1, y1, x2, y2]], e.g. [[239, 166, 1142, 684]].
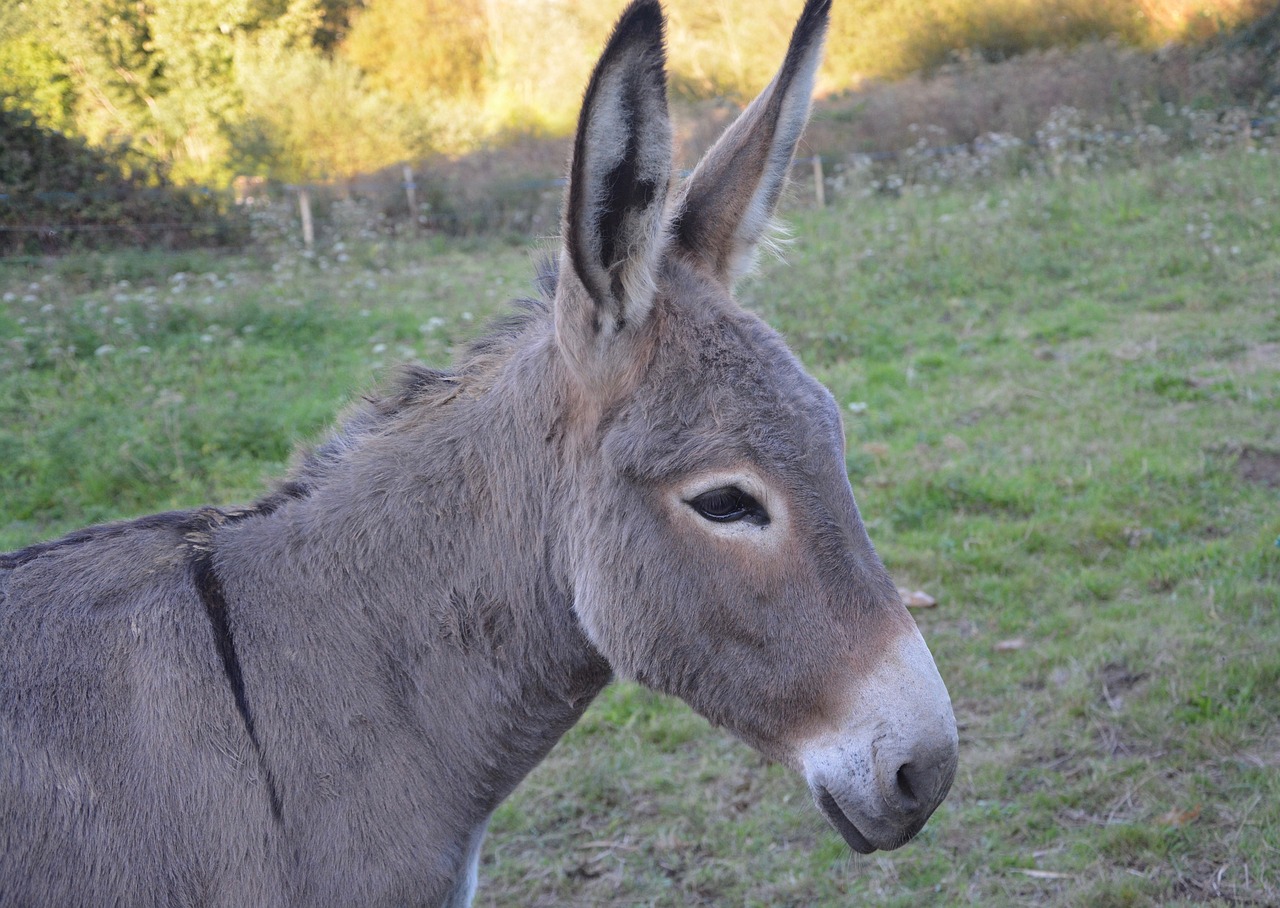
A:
[[1, 510, 211, 571]]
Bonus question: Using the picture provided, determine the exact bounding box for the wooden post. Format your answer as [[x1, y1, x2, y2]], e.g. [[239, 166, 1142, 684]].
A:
[[403, 164, 418, 228], [811, 155, 825, 208], [298, 187, 314, 250]]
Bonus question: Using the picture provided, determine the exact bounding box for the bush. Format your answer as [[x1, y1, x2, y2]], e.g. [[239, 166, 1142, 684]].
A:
[[0, 108, 248, 256]]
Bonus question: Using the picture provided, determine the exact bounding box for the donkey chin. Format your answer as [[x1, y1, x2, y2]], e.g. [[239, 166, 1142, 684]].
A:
[[798, 627, 960, 854]]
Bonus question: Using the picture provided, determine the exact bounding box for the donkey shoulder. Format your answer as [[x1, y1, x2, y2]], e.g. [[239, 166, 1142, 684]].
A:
[[0, 507, 278, 905]]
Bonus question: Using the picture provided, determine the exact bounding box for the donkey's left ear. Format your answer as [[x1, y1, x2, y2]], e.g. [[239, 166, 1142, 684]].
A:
[[672, 0, 830, 286], [557, 0, 671, 381]]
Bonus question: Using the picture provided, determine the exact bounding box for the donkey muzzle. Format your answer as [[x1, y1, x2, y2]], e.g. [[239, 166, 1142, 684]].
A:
[[800, 625, 959, 853]]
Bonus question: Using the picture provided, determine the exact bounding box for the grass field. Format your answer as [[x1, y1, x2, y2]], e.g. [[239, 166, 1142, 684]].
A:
[[2, 145, 1277, 906]]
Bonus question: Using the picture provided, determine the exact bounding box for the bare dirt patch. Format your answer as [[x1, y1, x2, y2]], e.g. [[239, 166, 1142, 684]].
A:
[[1235, 342, 1280, 377], [1236, 446, 1280, 488]]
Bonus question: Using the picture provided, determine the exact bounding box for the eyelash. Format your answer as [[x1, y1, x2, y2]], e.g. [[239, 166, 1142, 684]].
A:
[[686, 486, 770, 526]]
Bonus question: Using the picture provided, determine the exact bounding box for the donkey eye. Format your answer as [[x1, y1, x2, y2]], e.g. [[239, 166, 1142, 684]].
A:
[[687, 487, 770, 526]]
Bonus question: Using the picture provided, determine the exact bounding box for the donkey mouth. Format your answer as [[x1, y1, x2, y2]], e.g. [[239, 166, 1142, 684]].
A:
[[814, 786, 877, 854]]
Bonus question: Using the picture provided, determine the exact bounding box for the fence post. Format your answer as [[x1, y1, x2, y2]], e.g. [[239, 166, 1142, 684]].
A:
[[403, 164, 418, 229], [811, 155, 825, 208], [298, 187, 314, 250]]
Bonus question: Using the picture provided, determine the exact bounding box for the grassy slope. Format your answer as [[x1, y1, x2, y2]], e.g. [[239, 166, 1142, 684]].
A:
[[1, 149, 1277, 906]]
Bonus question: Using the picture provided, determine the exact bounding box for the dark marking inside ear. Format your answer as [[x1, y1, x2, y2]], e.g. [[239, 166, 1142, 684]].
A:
[[566, 0, 668, 319], [670, 198, 708, 259], [596, 80, 661, 283], [192, 544, 284, 822]]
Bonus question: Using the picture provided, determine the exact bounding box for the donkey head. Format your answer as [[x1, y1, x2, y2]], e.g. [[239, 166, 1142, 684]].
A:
[[554, 0, 958, 853]]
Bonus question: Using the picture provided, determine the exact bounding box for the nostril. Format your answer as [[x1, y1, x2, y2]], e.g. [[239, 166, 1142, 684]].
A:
[[894, 763, 921, 813]]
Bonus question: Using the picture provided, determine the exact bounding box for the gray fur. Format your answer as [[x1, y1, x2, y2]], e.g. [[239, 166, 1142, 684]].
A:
[[1, 1, 955, 905]]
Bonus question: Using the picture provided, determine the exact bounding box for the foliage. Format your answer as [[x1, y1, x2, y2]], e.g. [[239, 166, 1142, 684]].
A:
[[0, 0, 420, 187], [310, 0, 364, 52], [343, 0, 488, 104], [2, 0, 1274, 188], [338, 0, 1276, 151], [232, 36, 425, 184], [0, 35, 76, 132], [0, 108, 247, 254], [665, 0, 804, 100], [825, 0, 1278, 81]]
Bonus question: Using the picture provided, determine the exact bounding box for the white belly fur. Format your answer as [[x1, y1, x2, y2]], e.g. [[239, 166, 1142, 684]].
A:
[[442, 819, 488, 908]]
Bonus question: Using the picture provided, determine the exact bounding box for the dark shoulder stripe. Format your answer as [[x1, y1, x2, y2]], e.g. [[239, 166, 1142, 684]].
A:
[[189, 541, 284, 822], [3, 506, 286, 820]]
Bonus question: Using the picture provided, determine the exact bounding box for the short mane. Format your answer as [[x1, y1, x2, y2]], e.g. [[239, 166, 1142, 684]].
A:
[[263, 257, 560, 508]]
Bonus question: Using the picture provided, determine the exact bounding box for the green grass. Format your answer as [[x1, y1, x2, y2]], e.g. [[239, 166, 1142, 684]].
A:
[[2, 148, 1278, 906]]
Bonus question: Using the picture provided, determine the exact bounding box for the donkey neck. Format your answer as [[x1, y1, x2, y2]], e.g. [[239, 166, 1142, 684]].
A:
[[212, 325, 611, 831]]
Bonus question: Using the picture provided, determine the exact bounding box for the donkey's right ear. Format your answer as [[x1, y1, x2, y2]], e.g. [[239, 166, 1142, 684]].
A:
[[556, 0, 671, 386]]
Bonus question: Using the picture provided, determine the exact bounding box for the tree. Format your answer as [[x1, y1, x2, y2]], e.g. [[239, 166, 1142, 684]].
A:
[[343, 0, 488, 103], [0, 36, 76, 131], [0, 0, 362, 186], [234, 34, 424, 183]]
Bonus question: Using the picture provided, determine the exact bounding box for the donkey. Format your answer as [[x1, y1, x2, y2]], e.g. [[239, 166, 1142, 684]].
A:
[[0, 1, 957, 904]]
